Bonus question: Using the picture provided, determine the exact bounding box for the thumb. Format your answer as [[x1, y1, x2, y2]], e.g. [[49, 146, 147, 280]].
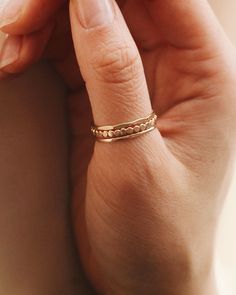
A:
[[69, 0, 153, 127]]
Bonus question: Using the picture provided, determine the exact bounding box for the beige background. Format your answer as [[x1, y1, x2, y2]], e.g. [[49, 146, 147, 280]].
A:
[[0, 1, 235, 294], [208, 1, 236, 294]]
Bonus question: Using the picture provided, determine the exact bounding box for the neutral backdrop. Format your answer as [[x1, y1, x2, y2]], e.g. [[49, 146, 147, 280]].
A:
[[208, 1, 236, 294], [0, 1, 235, 294]]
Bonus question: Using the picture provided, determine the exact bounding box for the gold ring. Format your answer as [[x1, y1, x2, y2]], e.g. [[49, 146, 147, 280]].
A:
[[91, 111, 157, 142]]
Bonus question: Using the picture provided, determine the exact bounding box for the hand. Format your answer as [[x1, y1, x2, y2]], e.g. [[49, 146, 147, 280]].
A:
[[1, 1, 236, 295], [69, 1, 236, 294], [0, 0, 83, 89]]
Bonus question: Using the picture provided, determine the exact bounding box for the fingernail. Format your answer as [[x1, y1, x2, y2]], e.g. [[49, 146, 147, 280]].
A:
[[0, 0, 23, 28], [0, 35, 22, 69], [76, 0, 114, 29]]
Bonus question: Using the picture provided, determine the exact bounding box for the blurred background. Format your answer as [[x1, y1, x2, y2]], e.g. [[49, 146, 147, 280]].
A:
[[208, 1, 236, 294]]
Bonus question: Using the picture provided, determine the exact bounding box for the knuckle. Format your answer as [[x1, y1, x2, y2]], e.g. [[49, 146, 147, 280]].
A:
[[91, 43, 141, 84]]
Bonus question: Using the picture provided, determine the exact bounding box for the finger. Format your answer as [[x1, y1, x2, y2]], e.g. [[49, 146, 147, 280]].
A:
[[0, 0, 65, 35], [145, 0, 225, 48], [69, 0, 153, 126], [0, 23, 53, 76]]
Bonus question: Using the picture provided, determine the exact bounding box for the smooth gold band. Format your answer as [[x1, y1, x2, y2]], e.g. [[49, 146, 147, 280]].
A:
[[91, 111, 157, 142]]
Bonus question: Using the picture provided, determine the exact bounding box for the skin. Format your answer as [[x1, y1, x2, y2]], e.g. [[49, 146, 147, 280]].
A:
[[1, 0, 236, 294]]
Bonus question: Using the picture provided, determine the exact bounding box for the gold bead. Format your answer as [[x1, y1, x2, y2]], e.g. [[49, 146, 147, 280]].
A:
[[103, 131, 108, 138], [126, 127, 134, 135], [140, 123, 146, 131], [134, 125, 140, 133], [120, 128, 126, 135], [108, 130, 114, 137], [114, 130, 121, 137], [148, 120, 153, 128]]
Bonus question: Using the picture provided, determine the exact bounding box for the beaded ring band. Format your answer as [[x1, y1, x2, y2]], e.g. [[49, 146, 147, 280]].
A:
[[91, 111, 157, 142]]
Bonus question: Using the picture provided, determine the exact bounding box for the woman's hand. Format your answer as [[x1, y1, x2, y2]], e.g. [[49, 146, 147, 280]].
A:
[[1, 0, 236, 294], [69, 1, 236, 294]]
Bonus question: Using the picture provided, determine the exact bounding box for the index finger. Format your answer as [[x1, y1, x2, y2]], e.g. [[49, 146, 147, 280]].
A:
[[0, 0, 65, 35]]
